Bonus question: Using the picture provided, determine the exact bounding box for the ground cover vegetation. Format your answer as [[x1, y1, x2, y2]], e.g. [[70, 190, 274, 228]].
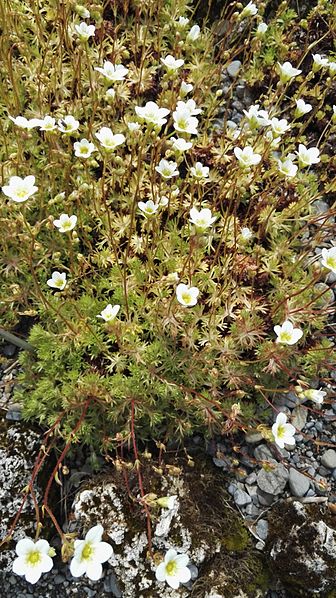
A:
[[0, 0, 335, 587]]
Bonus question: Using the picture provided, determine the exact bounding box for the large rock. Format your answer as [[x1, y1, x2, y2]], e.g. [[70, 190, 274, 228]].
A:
[[266, 500, 336, 595], [70, 458, 268, 597]]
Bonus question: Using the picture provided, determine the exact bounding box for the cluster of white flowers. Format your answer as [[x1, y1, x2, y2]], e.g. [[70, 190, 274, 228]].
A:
[[12, 525, 113, 584], [312, 53, 336, 75]]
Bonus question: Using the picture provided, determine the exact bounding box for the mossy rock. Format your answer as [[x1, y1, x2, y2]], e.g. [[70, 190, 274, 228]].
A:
[[265, 500, 336, 596]]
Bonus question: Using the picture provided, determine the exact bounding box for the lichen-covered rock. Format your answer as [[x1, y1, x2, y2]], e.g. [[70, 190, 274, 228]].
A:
[[266, 500, 336, 596], [0, 412, 41, 571], [70, 458, 268, 597]]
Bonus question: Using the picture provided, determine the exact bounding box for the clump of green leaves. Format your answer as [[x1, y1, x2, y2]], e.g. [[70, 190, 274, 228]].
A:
[[0, 0, 335, 452]]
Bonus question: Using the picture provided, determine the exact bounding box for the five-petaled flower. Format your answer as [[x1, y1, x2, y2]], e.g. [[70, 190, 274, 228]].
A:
[[135, 101, 170, 128], [270, 117, 290, 136], [190, 162, 209, 179], [74, 138, 96, 158], [240, 1, 258, 18], [95, 61, 128, 82], [95, 127, 125, 151], [58, 116, 80, 134], [155, 548, 191, 589], [234, 146, 261, 168], [70, 524, 113, 581], [189, 207, 216, 231], [171, 137, 192, 152], [187, 25, 200, 41], [173, 108, 198, 135], [161, 55, 184, 72], [294, 99, 312, 118], [2, 175, 38, 203], [180, 81, 193, 97], [53, 214, 77, 233], [274, 320, 303, 345], [277, 157, 298, 178], [155, 159, 179, 179], [138, 200, 160, 216], [9, 115, 42, 129], [97, 304, 120, 322], [12, 537, 54, 585], [176, 283, 199, 307], [74, 22, 96, 41], [272, 412, 296, 449], [321, 246, 336, 274], [39, 115, 57, 131], [47, 271, 67, 290], [296, 144, 320, 167], [278, 61, 302, 84], [312, 53, 329, 72]]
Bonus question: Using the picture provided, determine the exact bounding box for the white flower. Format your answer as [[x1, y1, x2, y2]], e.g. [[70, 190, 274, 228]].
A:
[[176, 283, 199, 307], [274, 320, 303, 345], [135, 101, 170, 128], [9, 115, 42, 129], [312, 53, 329, 72], [256, 22, 268, 36], [303, 388, 327, 405], [177, 16, 189, 27], [70, 524, 113, 581], [95, 61, 128, 82], [180, 81, 193, 97], [97, 304, 120, 322], [190, 162, 209, 179], [234, 146, 261, 168], [95, 127, 125, 150], [12, 538, 53, 585], [156, 495, 178, 509], [47, 271, 67, 290], [161, 55, 184, 72], [270, 117, 290, 136], [321, 246, 336, 274], [159, 195, 169, 207], [58, 115, 80, 134], [155, 549, 191, 589], [296, 144, 320, 167], [171, 137, 192, 152], [39, 115, 57, 131], [74, 22, 95, 41], [127, 121, 141, 132], [105, 88, 116, 101], [155, 159, 179, 179], [74, 138, 96, 158], [138, 200, 159, 216], [176, 99, 202, 116], [240, 227, 253, 241], [241, 1, 258, 18], [265, 130, 281, 148], [278, 61, 302, 84], [187, 25, 200, 41], [295, 99, 312, 117], [189, 207, 216, 230], [277, 157, 298, 178], [328, 61, 336, 76], [53, 214, 77, 233], [243, 104, 270, 128], [2, 175, 38, 203], [173, 108, 198, 135], [272, 412, 296, 449]]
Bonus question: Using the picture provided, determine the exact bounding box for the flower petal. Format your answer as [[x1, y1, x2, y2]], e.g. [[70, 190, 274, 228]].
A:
[[93, 541, 113, 563], [167, 574, 180, 589], [70, 557, 87, 578], [12, 556, 27, 575], [164, 548, 177, 563], [155, 562, 166, 582], [174, 554, 189, 568], [25, 567, 42, 584], [177, 566, 192, 583], [40, 554, 53, 573], [85, 524, 103, 543], [34, 539, 50, 554], [15, 538, 35, 556], [86, 561, 103, 581]]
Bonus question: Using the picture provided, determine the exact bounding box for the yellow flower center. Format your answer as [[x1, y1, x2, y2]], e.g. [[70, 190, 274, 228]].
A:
[[26, 550, 41, 566], [165, 560, 178, 576], [279, 332, 292, 343], [277, 424, 286, 439], [81, 543, 94, 561], [181, 292, 192, 304], [17, 188, 28, 199], [326, 257, 336, 270]]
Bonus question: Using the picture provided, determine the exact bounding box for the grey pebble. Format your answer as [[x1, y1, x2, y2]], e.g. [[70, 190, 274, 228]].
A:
[[104, 572, 123, 596], [320, 449, 336, 469], [257, 460, 288, 495], [291, 405, 307, 431], [254, 444, 273, 462], [289, 468, 310, 497], [234, 488, 252, 507], [256, 519, 269, 540], [227, 60, 242, 78], [257, 489, 276, 506], [188, 563, 199, 580], [245, 472, 257, 485]]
